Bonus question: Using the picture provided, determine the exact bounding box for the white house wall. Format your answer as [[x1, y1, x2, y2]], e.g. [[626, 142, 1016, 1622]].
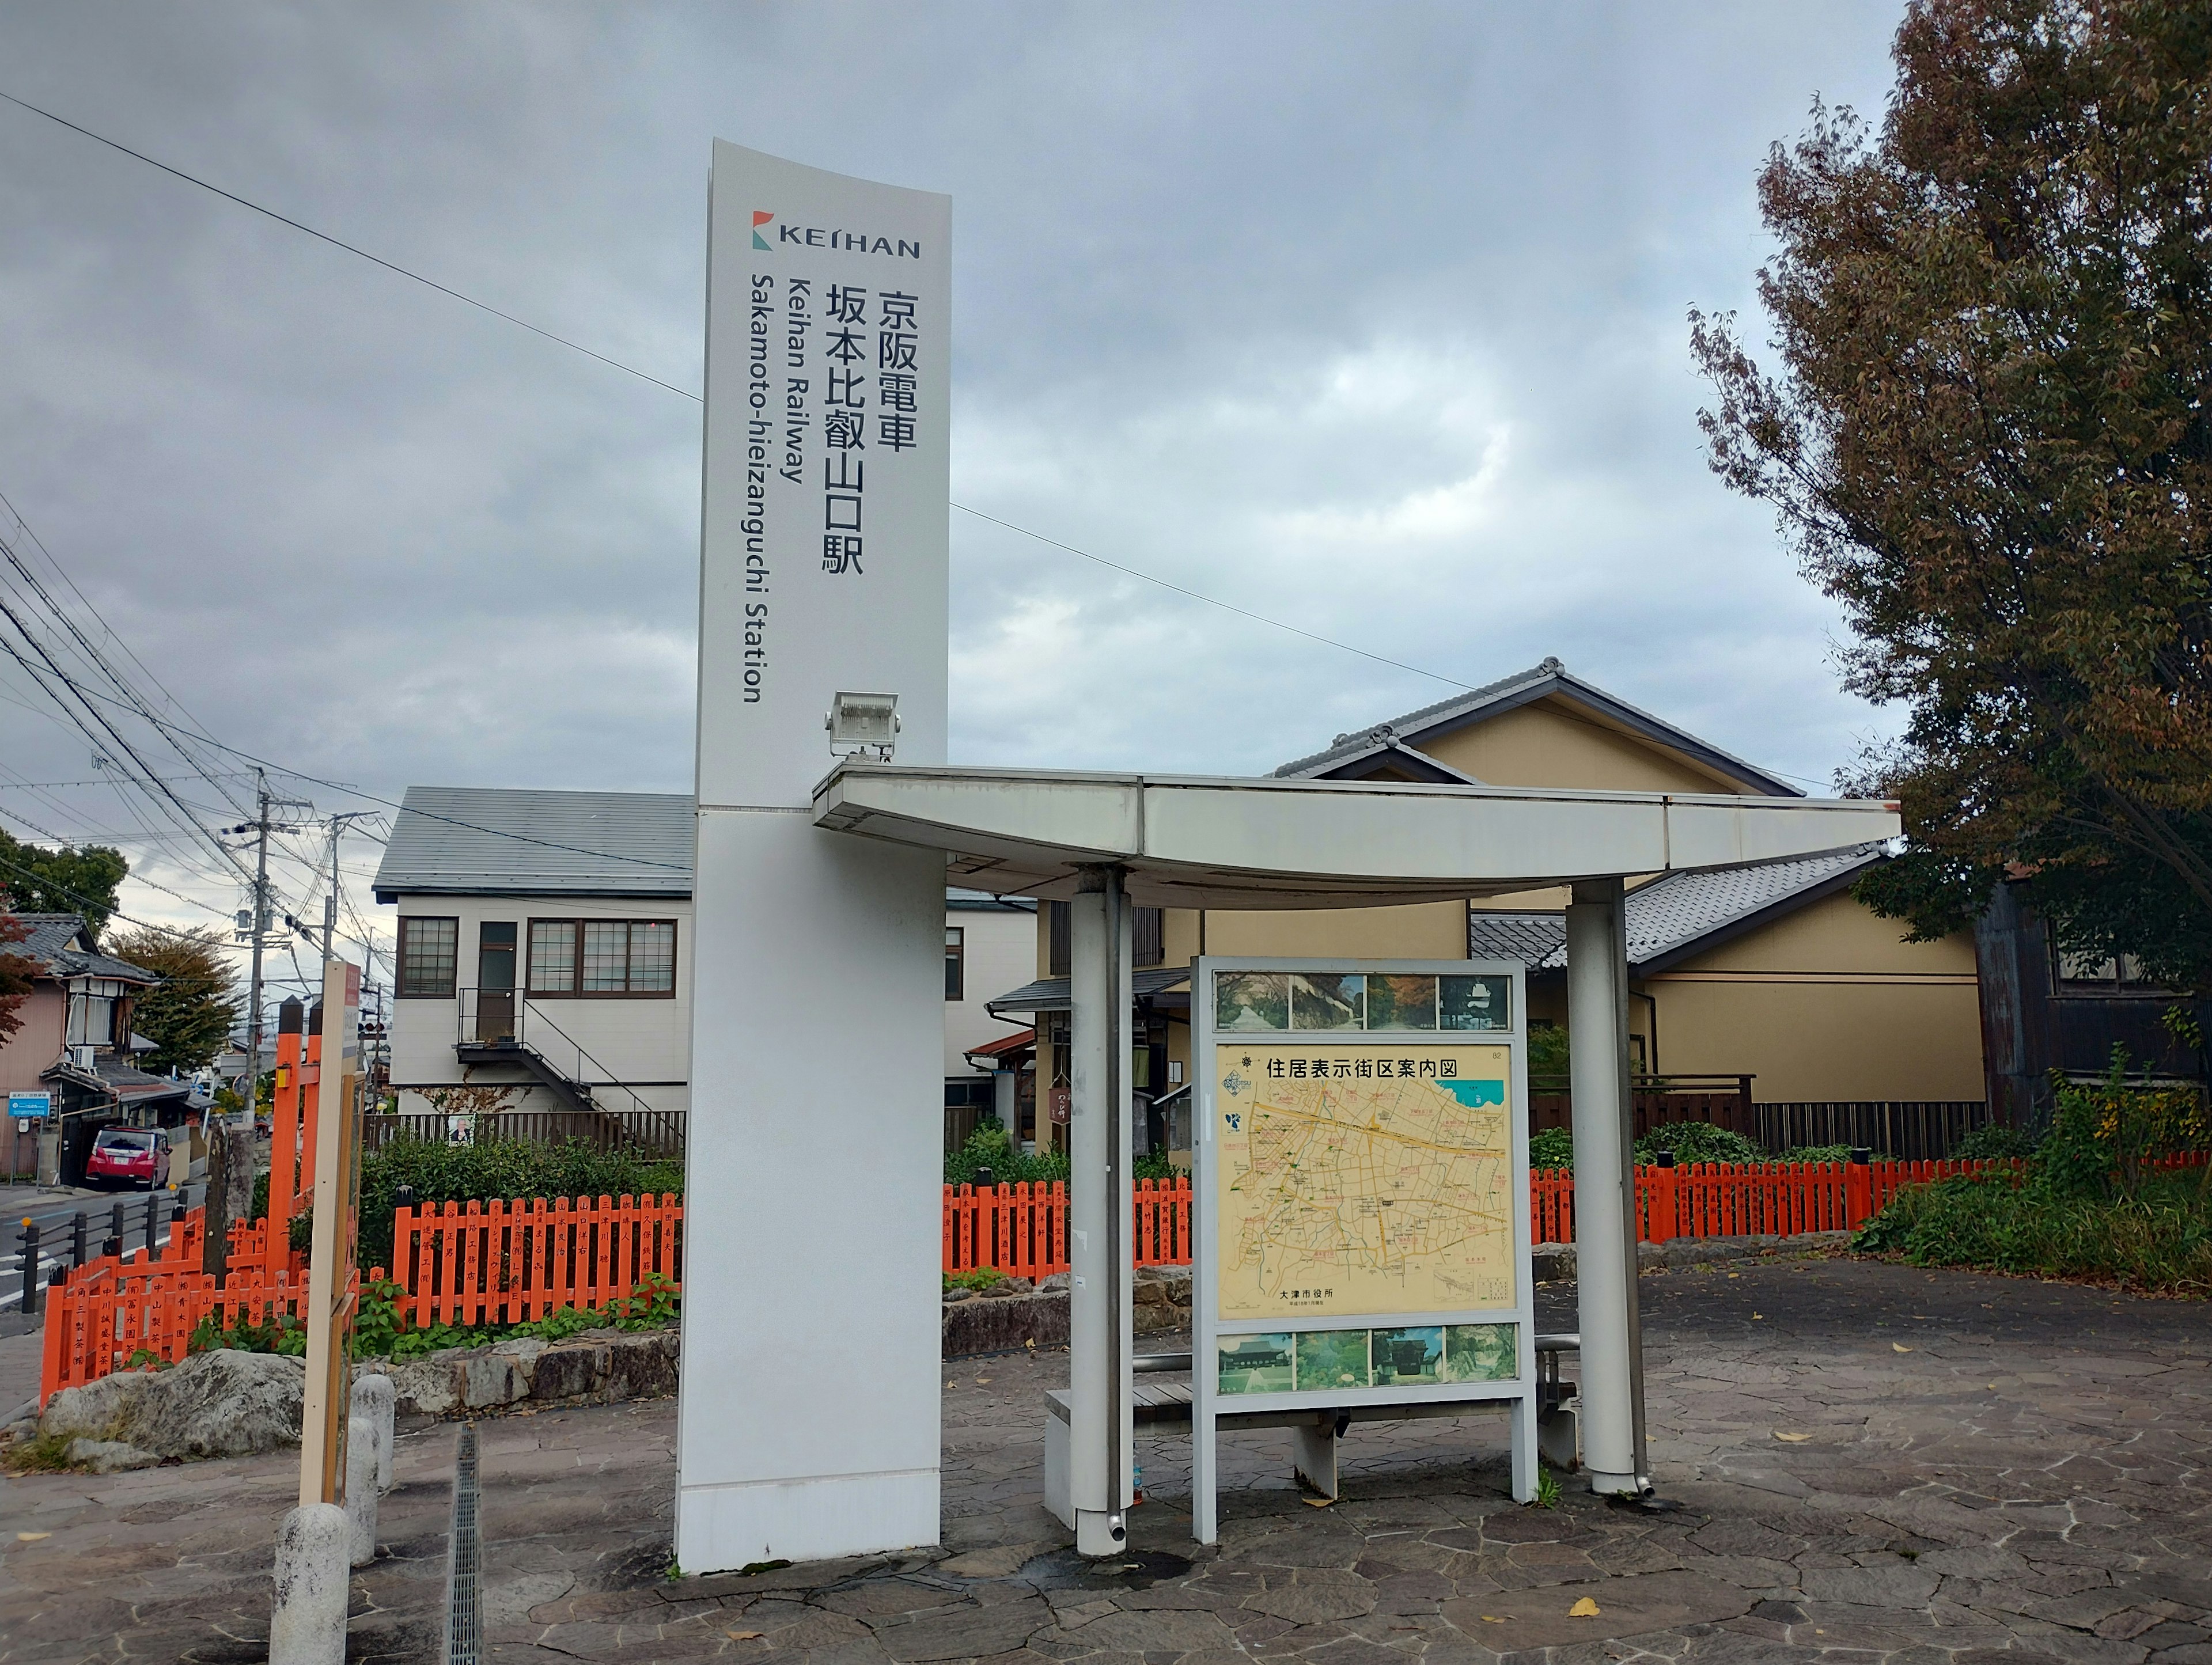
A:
[[388, 892, 694, 1116], [944, 905, 1036, 1079]]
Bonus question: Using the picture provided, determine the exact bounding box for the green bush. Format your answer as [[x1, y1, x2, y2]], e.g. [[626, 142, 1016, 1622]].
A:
[[194, 1271, 683, 1362], [1528, 1128, 1574, 1171], [1634, 1121, 1766, 1166], [945, 1122, 1070, 1187], [1778, 1144, 1856, 1165], [1855, 1055, 2211, 1293], [1854, 1167, 2210, 1294], [1952, 1122, 2040, 1162]]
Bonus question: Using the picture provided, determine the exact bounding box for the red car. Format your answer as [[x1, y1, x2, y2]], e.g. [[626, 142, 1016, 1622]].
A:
[[85, 1128, 162, 1189]]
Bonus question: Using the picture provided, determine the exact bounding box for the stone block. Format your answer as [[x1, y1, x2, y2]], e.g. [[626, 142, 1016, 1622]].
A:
[[65, 1438, 158, 1473], [41, 1348, 304, 1461]]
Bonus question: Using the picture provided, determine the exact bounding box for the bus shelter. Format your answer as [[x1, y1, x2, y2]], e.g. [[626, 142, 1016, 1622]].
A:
[[811, 761, 1899, 1553]]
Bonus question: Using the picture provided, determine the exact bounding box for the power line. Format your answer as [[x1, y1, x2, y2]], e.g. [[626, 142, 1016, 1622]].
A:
[[0, 88, 1506, 703], [0, 88, 698, 402]]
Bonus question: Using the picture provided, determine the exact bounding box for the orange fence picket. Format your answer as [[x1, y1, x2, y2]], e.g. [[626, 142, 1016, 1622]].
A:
[[942, 1179, 1188, 1278], [386, 1193, 685, 1330], [38, 1265, 369, 1405]]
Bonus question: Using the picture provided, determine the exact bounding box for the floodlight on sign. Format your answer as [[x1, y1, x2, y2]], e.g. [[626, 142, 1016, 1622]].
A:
[[826, 691, 900, 760]]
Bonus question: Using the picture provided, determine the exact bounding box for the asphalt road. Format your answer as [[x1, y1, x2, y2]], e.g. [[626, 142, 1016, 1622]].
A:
[[0, 1178, 207, 1314]]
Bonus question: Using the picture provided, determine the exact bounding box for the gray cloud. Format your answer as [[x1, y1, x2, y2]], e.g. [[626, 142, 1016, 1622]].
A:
[[0, 1, 1906, 959]]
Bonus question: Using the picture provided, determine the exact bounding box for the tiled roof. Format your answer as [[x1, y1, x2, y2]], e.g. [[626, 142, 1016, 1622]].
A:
[[1272, 657, 1801, 797], [6, 915, 161, 983], [372, 787, 697, 900], [1465, 847, 1885, 972]]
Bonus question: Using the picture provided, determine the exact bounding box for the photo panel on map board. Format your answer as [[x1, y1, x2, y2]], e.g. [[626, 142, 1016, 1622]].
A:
[[1370, 1326, 1443, 1385], [1440, 1323, 1518, 1383], [1217, 1333, 1294, 1395], [1293, 1329, 1372, 1392], [1216, 972, 1289, 1031], [1364, 974, 1437, 1030], [1440, 975, 1512, 1031], [1290, 973, 1364, 1030]]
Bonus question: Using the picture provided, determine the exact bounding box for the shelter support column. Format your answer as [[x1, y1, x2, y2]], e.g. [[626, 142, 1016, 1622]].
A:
[[1566, 878, 1647, 1496], [1067, 866, 1134, 1556]]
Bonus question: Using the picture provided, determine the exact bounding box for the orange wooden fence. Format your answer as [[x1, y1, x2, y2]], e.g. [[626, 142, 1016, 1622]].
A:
[[942, 1179, 1192, 1277], [39, 1266, 367, 1402], [387, 1194, 684, 1330]]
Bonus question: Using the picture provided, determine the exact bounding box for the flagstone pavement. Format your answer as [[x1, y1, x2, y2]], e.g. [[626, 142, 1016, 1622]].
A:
[[2, 1254, 2209, 1663]]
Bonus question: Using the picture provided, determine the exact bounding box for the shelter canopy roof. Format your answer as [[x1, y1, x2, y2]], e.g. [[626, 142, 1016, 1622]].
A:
[[812, 762, 1900, 911]]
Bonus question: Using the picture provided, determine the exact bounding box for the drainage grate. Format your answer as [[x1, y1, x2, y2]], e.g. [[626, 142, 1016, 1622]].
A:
[[444, 1423, 482, 1665]]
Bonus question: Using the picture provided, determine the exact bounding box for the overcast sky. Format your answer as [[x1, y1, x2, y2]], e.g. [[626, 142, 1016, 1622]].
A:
[[0, 2, 1908, 977]]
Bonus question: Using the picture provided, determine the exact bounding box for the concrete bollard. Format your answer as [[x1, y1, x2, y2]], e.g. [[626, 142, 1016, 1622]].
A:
[[270, 1503, 350, 1665], [345, 1418, 380, 1567], [351, 1374, 396, 1493]]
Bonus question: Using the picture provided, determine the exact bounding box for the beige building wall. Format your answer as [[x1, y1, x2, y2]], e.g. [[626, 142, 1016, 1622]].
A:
[[1644, 891, 1982, 1101], [1419, 699, 1748, 795]]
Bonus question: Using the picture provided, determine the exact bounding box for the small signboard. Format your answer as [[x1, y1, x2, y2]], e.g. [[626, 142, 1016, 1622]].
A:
[[7, 1091, 52, 1121], [1192, 957, 1536, 1542]]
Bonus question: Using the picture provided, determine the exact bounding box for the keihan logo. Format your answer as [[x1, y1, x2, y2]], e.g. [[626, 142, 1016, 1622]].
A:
[[752, 210, 775, 251]]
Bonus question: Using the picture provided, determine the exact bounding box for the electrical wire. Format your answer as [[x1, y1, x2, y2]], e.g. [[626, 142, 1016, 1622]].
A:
[[0, 88, 697, 402], [0, 87, 1515, 703]]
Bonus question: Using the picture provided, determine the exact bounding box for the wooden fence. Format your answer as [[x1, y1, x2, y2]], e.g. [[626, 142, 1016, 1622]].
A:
[[1755, 1101, 1990, 1162], [1528, 1076, 1757, 1142], [361, 1110, 687, 1158], [386, 1194, 684, 1330], [942, 1179, 1191, 1277], [39, 1266, 364, 1402]]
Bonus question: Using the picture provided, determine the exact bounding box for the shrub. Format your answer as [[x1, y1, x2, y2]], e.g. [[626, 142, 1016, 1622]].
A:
[[1778, 1143, 1855, 1165], [1634, 1121, 1766, 1167], [945, 1122, 1070, 1186], [1853, 1168, 2210, 1295], [1528, 1128, 1574, 1171], [1855, 1053, 2211, 1294], [357, 1137, 683, 1270], [1952, 1122, 2040, 1162]]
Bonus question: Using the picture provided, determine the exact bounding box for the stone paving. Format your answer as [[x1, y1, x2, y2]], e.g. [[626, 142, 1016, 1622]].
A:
[[1, 1254, 2209, 1663]]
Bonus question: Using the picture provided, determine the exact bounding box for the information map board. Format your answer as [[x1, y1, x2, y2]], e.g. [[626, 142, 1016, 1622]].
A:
[[1192, 958, 1535, 1539]]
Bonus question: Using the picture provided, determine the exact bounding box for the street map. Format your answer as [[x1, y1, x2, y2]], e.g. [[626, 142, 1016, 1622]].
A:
[[1214, 1043, 1516, 1321]]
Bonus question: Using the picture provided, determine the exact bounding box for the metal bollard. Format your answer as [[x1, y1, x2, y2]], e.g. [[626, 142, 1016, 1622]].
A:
[[109, 1202, 125, 1251], [17, 1220, 37, 1317], [143, 1192, 158, 1256], [71, 1211, 87, 1267]]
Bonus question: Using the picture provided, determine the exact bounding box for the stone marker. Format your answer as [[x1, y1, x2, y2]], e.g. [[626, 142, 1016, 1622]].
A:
[[269, 1503, 349, 1665], [344, 1417, 378, 1567], [350, 1374, 395, 1493]]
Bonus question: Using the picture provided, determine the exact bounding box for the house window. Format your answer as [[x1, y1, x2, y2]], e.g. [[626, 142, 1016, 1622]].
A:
[[946, 927, 965, 1000], [66, 993, 117, 1047], [526, 919, 677, 996], [2055, 950, 2164, 994], [528, 921, 577, 993], [397, 917, 459, 998]]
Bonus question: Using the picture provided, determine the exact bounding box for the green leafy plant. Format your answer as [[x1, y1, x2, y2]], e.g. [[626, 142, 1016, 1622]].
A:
[[942, 1267, 1006, 1295], [944, 1121, 1070, 1187], [1529, 1466, 1562, 1509], [1634, 1121, 1766, 1167], [1527, 1022, 1571, 1079], [1528, 1128, 1574, 1172], [1778, 1144, 1855, 1165], [1952, 1124, 2040, 1162]]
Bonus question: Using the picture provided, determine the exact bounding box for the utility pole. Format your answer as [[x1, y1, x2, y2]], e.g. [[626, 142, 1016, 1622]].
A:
[[233, 777, 316, 1126], [320, 812, 372, 960], [245, 776, 271, 1127]]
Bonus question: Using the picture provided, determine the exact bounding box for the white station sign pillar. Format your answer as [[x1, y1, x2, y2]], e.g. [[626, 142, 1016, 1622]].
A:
[[679, 142, 952, 1571]]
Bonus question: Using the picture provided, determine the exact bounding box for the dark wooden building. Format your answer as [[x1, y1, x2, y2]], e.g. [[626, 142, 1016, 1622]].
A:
[[1975, 881, 2212, 1129]]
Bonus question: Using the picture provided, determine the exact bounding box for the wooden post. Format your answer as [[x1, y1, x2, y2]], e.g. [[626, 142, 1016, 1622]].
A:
[[299, 960, 362, 1511], [1647, 1152, 1677, 1243], [1844, 1147, 1873, 1231]]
